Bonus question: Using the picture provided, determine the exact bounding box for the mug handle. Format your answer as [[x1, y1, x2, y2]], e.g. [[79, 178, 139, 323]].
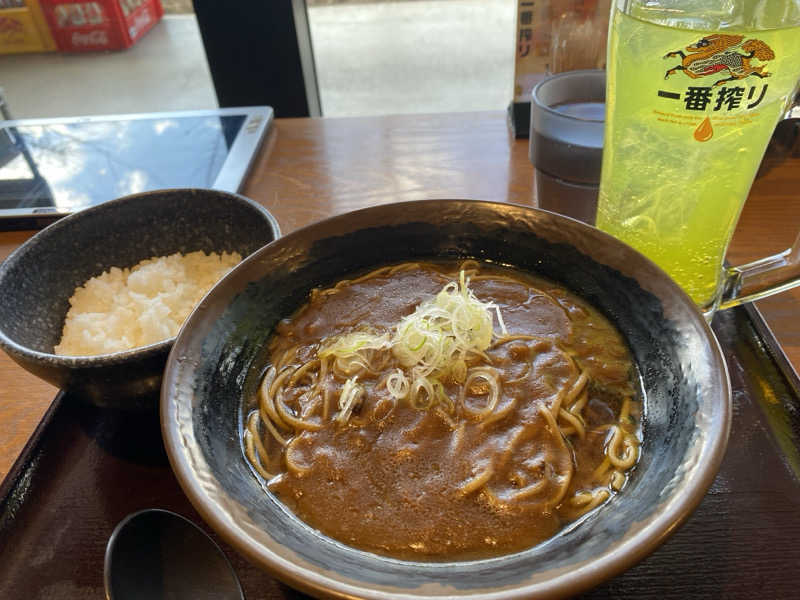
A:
[[719, 104, 800, 311]]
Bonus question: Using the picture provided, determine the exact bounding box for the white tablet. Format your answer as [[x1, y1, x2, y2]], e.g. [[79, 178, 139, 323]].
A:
[[0, 106, 273, 230]]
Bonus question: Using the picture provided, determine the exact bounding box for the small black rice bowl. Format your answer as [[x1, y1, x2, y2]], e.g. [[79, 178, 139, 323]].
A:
[[0, 188, 280, 409]]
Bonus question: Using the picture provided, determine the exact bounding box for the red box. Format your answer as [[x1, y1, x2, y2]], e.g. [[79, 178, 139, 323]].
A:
[[41, 0, 162, 52]]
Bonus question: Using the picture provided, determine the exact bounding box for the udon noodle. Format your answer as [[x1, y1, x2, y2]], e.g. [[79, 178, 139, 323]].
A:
[[243, 261, 641, 559]]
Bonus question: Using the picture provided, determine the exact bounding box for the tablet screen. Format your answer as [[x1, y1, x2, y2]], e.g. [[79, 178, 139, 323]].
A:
[[0, 114, 247, 213], [0, 106, 277, 232]]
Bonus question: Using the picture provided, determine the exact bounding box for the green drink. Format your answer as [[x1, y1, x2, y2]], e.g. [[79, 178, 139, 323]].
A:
[[597, 2, 800, 311]]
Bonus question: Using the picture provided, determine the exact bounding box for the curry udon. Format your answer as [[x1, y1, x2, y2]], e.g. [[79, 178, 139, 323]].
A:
[[242, 261, 641, 560]]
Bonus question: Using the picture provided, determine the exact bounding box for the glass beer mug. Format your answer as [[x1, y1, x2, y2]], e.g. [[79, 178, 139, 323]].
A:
[[596, 0, 800, 317]]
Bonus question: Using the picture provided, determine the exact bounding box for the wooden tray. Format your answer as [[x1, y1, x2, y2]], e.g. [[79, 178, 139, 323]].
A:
[[1, 306, 799, 599]]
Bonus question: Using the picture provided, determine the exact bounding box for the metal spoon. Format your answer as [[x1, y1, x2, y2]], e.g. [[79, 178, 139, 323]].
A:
[[104, 508, 244, 600]]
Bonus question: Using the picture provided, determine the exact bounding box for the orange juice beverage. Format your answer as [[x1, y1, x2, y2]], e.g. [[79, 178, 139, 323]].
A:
[[597, 2, 800, 310]]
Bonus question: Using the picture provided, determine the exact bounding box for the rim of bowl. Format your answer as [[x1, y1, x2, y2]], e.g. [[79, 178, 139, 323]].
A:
[[0, 188, 280, 366], [161, 198, 731, 599]]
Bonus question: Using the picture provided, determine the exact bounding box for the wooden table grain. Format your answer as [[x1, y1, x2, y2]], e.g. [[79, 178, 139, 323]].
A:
[[1, 110, 798, 484]]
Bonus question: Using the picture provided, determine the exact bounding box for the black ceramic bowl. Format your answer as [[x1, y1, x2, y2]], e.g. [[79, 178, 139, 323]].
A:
[[0, 188, 280, 409], [162, 200, 730, 599]]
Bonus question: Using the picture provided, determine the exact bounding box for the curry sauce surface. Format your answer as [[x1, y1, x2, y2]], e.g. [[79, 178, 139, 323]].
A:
[[252, 263, 640, 560]]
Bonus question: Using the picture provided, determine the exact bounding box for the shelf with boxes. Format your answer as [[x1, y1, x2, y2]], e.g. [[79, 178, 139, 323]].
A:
[[0, 0, 162, 54]]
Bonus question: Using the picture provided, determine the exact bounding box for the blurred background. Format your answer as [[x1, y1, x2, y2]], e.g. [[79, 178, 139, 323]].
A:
[[0, 0, 522, 119], [1, 0, 614, 119]]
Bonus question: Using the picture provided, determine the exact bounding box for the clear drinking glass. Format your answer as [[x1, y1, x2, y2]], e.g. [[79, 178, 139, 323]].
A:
[[530, 69, 606, 225], [596, 0, 800, 317]]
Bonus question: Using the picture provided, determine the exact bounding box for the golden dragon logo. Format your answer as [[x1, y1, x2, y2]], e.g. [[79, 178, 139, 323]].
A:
[[664, 34, 774, 87]]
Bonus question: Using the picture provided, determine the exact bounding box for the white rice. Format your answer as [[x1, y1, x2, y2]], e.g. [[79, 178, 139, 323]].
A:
[[54, 250, 241, 356]]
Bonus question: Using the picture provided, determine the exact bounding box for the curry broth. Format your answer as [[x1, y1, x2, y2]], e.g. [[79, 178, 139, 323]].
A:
[[243, 262, 642, 560]]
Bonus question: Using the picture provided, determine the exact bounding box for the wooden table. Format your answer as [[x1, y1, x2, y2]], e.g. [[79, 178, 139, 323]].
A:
[[1, 110, 798, 482]]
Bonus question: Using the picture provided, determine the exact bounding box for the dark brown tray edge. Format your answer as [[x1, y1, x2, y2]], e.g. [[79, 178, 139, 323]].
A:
[[744, 302, 800, 397], [0, 391, 63, 510]]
